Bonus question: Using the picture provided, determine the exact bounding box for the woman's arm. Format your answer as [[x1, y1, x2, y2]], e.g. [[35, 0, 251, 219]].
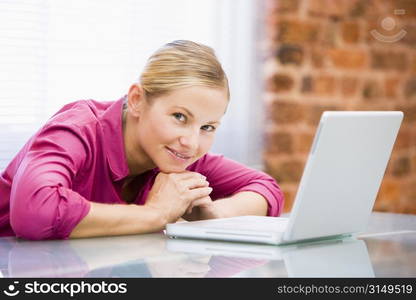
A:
[[183, 191, 268, 221], [183, 153, 284, 221], [11, 123, 210, 239], [212, 191, 268, 217], [69, 202, 164, 238], [10, 125, 92, 240], [70, 171, 212, 238], [10, 124, 168, 240]]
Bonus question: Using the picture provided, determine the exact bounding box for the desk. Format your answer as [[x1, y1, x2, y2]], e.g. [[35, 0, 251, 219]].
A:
[[0, 212, 415, 278]]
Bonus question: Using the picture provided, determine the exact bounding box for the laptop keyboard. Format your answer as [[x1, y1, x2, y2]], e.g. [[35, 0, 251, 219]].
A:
[[192, 216, 289, 232]]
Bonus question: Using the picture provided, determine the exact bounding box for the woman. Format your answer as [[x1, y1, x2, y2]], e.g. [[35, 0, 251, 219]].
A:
[[0, 40, 284, 240]]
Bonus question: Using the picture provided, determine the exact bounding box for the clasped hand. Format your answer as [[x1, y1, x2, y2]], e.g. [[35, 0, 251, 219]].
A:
[[145, 171, 219, 224]]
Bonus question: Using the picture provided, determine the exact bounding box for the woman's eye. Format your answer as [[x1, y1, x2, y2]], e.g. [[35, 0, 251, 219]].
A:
[[201, 125, 216, 132], [173, 112, 186, 122]]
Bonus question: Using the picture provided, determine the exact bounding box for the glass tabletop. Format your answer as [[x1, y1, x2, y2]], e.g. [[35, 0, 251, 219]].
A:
[[0, 212, 415, 278]]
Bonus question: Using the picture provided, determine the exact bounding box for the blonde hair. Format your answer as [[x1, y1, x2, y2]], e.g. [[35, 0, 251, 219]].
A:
[[139, 40, 229, 100]]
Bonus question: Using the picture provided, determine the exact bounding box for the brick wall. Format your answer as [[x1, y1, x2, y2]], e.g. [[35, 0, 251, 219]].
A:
[[262, 0, 416, 214]]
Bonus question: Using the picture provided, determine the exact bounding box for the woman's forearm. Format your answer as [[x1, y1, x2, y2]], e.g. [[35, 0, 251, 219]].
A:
[[69, 202, 165, 238], [213, 191, 269, 218], [183, 191, 269, 221], [70, 191, 269, 238]]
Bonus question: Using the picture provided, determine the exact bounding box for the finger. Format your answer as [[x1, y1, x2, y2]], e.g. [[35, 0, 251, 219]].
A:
[[187, 196, 212, 212], [187, 186, 213, 201], [191, 196, 212, 208], [183, 177, 209, 190], [186, 196, 211, 214], [186, 196, 212, 214]]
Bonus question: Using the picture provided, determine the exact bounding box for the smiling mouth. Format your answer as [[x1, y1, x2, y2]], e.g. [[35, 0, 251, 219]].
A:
[[165, 147, 192, 161]]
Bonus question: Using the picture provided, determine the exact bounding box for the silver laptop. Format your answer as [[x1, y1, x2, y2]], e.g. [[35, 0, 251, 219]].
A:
[[166, 111, 403, 245]]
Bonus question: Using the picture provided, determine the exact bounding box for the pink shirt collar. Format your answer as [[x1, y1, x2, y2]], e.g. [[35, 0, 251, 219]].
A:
[[100, 95, 130, 181]]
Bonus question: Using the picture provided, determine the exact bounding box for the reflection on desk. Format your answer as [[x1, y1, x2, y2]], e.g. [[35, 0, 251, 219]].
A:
[[167, 237, 374, 277], [0, 212, 415, 278]]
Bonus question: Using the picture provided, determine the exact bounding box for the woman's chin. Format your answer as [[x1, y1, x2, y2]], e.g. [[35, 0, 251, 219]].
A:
[[157, 165, 189, 174]]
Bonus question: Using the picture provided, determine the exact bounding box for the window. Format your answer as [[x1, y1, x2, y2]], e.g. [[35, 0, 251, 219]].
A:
[[0, 0, 263, 170]]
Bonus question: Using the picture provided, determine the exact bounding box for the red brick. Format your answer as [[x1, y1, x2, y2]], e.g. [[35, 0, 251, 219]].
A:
[[321, 20, 338, 46], [278, 183, 297, 212], [264, 130, 293, 154], [394, 127, 411, 150], [315, 75, 336, 95], [402, 24, 416, 47], [374, 178, 404, 213], [308, 0, 350, 18], [394, 0, 416, 19], [310, 47, 326, 68], [301, 74, 336, 95], [277, 20, 321, 44], [404, 78, 416, 101], [412, 55, 416, 74], [371, 50, 408, 71], [394, 104, 416, 124], [402, 179, 416, 214], [301, 76, 313, 93], [294, 132, 315, 153], [376, 178, 401, 209], [264, 158, 305, 183], [277, 44, 304, 65], [275, 0, 300, 14], [404, 105, 416, 123], [384, 77, 400, 99], [267, 73, 295, 92], [412, 152, 416, 172], [270, 101, 306, 124], [410, 127, 416, 147], [362, 79, 383, 100], [349, 0, 368, 18], [412, 128, 416, 147], [305, 104, 339, 126], [341, 76, 359, 96], [342, 21, 361, 43], [391, 156, 411, 177], [328, 48, 367, 69], [410, 153, 416, 171]]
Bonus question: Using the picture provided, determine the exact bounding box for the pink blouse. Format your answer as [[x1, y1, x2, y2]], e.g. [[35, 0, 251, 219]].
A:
[[0, 97, 284, 240]]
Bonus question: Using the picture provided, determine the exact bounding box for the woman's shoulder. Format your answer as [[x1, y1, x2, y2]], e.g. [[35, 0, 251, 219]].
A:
[[48, 99, 116, 127], [186, 152, 226, 172]]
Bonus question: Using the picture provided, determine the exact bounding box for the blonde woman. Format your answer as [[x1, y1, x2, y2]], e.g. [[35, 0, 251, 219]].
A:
[[0, 40, 284, 240]]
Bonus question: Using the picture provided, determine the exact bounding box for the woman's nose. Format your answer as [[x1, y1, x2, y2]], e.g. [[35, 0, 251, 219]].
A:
[[179, 129, 199, 150]]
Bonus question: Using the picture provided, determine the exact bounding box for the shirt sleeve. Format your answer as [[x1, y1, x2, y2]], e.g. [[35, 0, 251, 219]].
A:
[[9, 124, 91, 240], [189, 153, 285, 217]]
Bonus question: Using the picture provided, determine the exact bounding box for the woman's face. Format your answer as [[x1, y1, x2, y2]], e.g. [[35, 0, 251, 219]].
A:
[[128, 85, 228, 174]]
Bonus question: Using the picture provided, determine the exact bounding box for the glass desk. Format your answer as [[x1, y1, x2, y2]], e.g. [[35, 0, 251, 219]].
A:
[[0, 212, 415, 278]]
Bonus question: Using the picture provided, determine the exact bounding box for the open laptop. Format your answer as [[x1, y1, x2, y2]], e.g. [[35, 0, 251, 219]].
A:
[[165, 111, 403, 245]]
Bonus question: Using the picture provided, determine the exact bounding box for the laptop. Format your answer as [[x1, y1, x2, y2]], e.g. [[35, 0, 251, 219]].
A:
[[165, 111, 403, 245], [166, 237, 375, 277]]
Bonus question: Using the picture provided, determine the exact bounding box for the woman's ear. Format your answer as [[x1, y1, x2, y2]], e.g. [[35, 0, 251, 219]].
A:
[[127, 83, 145, 118]]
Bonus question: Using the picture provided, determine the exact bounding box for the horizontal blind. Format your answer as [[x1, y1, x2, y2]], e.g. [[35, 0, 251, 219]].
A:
[[0, 0, 47, 169]]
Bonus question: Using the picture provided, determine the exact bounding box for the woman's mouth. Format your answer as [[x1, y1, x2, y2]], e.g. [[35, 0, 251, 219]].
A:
[[165, 146, 192, 162]]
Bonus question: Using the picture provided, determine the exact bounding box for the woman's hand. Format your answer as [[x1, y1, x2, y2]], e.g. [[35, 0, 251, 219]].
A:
[[145, 171, 212, 224], [181, 196, 223, 221]]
